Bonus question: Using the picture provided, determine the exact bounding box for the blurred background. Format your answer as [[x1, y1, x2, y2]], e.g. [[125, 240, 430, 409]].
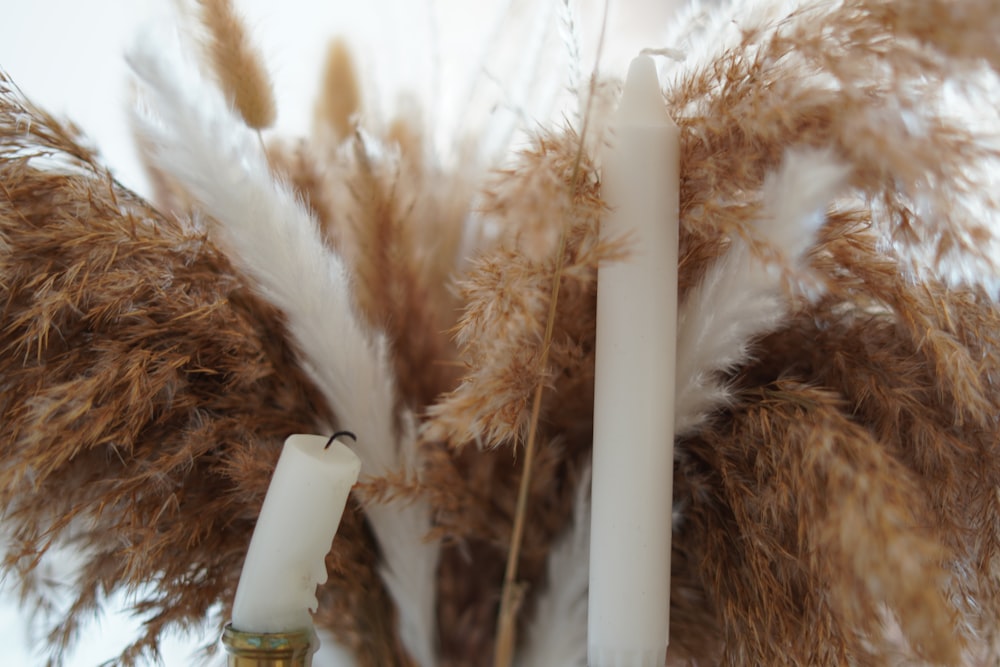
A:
[[0, 0, 680, 663]]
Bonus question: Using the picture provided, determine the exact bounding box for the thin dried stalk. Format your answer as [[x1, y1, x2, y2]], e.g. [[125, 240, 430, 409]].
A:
[[493, 223, 570, 667], [494, 6, 609, 663]]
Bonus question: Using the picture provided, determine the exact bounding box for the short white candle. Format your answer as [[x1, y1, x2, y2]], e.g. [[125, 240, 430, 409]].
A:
[[231, 434, 362, 634], [588, 55, 679, 667]]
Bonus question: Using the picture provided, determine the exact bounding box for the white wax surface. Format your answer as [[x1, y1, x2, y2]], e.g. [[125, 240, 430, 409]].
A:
[[588, 55, 679, 667], [231, 434, 361, 634]]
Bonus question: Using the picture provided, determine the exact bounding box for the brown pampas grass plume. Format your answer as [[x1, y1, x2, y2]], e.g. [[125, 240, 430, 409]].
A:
[[4, 0, 1000, 665], [196, 0, 276, 130], [0, 71, 398, 666]]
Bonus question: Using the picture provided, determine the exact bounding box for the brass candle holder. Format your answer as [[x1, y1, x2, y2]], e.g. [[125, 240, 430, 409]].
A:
[[221, 624, 318, 667]]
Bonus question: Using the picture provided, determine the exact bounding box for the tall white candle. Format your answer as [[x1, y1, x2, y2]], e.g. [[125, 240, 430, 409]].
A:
[[588, 55, 679, 667], [231, 434, 362, 634]]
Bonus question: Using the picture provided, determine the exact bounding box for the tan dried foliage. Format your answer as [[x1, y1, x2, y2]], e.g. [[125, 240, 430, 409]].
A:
[[265, 137, 340, 243], [337, 130, 466, 408], [4, 0, 1000, 664], [269, 112, 470, 410]]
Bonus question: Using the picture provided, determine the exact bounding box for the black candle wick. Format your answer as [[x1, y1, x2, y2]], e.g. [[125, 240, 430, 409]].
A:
[[325, 430, 357, 449]]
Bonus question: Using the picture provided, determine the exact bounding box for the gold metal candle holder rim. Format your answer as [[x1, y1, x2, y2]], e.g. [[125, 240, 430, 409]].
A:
[[222, 624, 318, 666]]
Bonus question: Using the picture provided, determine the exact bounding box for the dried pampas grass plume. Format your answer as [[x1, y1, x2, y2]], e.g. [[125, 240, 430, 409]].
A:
[[0, 69, 350, 665], [196, 0, 276, 130], [5, 0, 1000, 664]]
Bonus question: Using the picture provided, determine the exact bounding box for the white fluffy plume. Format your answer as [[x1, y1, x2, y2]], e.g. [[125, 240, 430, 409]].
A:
[[126, 28, 438, 667], [515, 467, 591, 667], [674, 148, 848, 436]]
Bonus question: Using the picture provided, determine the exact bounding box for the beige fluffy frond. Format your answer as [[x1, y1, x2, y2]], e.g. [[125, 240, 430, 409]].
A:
[[196, 0, 276, 129], [422, 128, 617, 450], [315, 38, 362, 141]]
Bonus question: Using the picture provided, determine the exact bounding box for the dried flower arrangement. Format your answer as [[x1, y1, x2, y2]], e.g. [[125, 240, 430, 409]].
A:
[[2, 0, 1000, 665]]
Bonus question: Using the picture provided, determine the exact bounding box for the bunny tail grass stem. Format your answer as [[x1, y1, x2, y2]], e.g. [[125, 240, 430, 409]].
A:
[[514, 468, 592, 667], [493, 223, 569, 667]]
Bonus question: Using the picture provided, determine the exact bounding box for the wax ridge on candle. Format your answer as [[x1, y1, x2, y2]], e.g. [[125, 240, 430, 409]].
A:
[[297, 439, 360, 466]]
